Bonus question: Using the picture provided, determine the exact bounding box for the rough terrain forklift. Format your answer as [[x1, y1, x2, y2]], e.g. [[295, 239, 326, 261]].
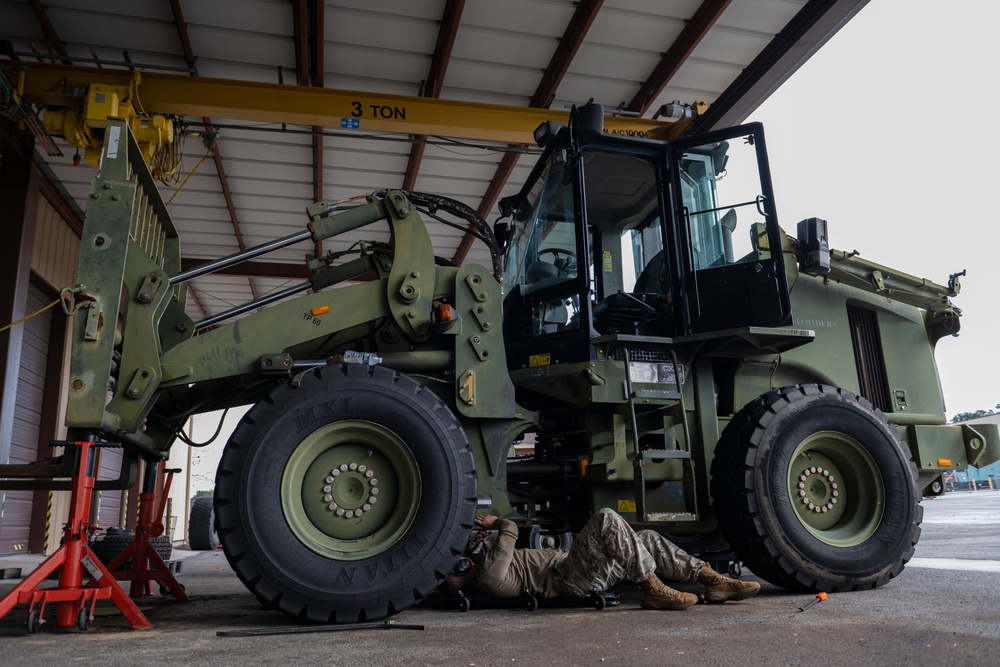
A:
[[11, 106, 998, 623]]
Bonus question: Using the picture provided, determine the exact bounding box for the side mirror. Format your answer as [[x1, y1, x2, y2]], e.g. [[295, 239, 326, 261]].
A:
[[571, 103, 604, 144], [796, 217, 830, 275], [493, 220, 512, 253], [498, 195, 518, 218]]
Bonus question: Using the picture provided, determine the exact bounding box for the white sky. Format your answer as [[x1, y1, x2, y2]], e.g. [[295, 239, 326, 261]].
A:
[[748, 0, 1000, 417]]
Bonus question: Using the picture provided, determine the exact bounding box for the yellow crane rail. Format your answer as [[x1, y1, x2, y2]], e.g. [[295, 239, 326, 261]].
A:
[[12, 63, 681, 145]]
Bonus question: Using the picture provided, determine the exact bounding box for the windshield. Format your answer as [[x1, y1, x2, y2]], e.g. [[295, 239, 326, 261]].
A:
[[502, 157, 581, 336], [679, 132, 771, 270]]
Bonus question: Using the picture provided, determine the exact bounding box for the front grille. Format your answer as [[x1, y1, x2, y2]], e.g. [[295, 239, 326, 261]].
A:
[[609, 346, 673, 362], [847, 305, 891, 412]]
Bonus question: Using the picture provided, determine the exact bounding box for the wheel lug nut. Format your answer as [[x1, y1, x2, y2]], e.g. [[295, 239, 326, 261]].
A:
[[799, 474, 807, 482], [370, 478, 378, 487], [336, 508, 346, 516], [809, 467, 817, 474], [831, 497, 838, 504], [331, 469, 340, 477], [363, 503, 371, 512], [813, 506, 821, 513], [324, 494, 333, 503], [831, 482, 838, 490], [816, 467, 825, 475], [829, 476, 836, 483], [345, 510, 355, 518], [326, 476, 334, 483], [365, 470, 374, 479], [358, 465, 366, 473], [349, 463, 358, 471], [328, 503, 338, 511], [807, 503, 816, 510], [821, 506, 828, 513], [832, 490, 839, 497], [323, 485, 332, 493], [799, 490, 806, 497], [340, 464, 348, 472], [369, 496, 378, 504], [798, 482, 805, 489], [371, 487, 379, 496]]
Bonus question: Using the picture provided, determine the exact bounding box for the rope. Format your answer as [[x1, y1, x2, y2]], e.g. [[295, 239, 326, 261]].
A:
[[0, 298, 60, 333], [166, 150, 212, 207]]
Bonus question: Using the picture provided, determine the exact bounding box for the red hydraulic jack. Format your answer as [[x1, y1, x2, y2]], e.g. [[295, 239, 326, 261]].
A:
[[0, 437, 153, 631], [99, 459, 190, 601]]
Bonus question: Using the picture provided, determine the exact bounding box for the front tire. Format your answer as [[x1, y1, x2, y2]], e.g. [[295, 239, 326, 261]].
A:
[[711, 384, 921, 592], [215, 364, 476, 623]]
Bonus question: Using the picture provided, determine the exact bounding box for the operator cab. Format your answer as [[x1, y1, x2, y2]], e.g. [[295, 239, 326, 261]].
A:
[[500, 105, 790, 370]]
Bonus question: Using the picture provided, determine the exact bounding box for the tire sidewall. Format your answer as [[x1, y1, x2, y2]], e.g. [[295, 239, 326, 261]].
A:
[[754, 390, 918, 583], [217, 365, 475, 619]]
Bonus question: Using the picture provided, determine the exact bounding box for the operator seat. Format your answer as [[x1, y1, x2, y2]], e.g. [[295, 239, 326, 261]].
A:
[[526, 261, 559, 284], [633, 250, 666, 294]]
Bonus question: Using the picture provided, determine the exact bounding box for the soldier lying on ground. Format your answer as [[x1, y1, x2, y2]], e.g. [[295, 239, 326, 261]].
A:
[[444, 508, 760, 610]]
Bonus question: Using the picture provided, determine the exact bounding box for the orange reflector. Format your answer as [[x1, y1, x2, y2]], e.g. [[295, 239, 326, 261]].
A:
[[438, 303, 453, 321], [937, 458, 952, 467], [580, 459, 589, 477], [311, 305, 330, 316]]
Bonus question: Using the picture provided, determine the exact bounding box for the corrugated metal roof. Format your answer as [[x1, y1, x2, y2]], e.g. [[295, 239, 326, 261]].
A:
[[0, 0, 867, 323]]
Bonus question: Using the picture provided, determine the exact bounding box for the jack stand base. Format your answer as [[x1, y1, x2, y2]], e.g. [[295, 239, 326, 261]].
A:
[[0, 439, 153, 631]]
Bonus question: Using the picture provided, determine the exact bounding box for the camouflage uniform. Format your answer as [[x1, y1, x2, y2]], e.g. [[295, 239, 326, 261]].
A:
[[555, 508, 705, 596], [473, 508, 705, 598]]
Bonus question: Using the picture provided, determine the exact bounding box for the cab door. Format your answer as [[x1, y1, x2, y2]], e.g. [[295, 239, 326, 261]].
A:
[[668, 123, 790, 334]]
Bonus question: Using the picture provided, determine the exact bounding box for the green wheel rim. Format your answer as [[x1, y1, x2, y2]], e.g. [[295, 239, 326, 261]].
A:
[[281, 421, 421, 561], [786, 430, 884, 547]]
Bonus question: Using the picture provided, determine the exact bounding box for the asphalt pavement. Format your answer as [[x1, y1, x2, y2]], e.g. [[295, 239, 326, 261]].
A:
[[1, 491, 998, 666]]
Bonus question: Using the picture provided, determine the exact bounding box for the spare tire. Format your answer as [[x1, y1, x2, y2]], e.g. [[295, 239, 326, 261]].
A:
[[89, 530, 173, 569], [189, 496, 220, 550]]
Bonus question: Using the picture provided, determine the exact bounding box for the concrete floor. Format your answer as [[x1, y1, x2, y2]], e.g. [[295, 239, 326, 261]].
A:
[[1, 492, 999, 666]]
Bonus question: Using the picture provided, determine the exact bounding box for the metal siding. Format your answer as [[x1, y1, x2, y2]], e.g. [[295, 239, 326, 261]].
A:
[[0, 283, 52, 554], [30, 195, 81, 292]]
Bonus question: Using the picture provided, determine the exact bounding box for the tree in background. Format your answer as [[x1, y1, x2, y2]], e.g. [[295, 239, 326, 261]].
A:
[[950, 404, 1000, 423]]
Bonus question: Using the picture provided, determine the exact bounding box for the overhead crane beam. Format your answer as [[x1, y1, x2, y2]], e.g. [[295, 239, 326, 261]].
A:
[[13, 63, 681, 144]]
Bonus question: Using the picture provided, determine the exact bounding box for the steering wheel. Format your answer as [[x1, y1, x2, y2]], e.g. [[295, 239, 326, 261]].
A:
[[537, 248, 576, 260], [537, 248, 577, 272]]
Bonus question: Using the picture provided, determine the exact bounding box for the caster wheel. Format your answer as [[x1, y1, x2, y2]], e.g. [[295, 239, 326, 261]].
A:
[[76, 608, 90, 631], [525, 596, 538, 611], [457, 596, 470, 613], [594, 595, 606, 610], [26, 610, 40, 634]]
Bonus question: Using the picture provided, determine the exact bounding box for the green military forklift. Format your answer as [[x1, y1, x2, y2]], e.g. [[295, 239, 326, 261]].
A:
[[26, 106, 1000, 622]]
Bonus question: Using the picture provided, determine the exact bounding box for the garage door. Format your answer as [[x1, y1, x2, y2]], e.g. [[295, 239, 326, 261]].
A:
[[0, 282, 53, 554]]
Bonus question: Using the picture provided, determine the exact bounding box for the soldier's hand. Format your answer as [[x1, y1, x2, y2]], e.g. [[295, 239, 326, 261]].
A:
[[475, 515, 500, 530]]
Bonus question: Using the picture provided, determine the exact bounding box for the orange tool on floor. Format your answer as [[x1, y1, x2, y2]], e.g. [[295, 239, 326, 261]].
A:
[[798, 591, 828, 612]]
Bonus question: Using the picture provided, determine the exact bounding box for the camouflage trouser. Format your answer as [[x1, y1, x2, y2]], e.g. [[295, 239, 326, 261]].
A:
[[555, 508, 705, 596]]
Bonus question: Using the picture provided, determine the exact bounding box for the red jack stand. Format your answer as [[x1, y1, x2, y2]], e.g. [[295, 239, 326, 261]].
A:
[[0, 438, 153, 631], [99, 461, 190, 601]]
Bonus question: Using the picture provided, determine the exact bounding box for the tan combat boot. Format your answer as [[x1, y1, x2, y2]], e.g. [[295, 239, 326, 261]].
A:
[[637, 574, 698, 610], [697, 565, 761, 603]]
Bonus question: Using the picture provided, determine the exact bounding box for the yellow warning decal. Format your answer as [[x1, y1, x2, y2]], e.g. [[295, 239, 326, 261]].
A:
[[617, 500, 636, 513], [529, 353, 551, 367], [602, 250, 613, 273]]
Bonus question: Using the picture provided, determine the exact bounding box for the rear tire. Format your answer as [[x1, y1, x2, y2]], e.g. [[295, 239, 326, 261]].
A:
[[711, 384, 921, 591], [215, 364, 477, 623], [188, 497, 220, 550]]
